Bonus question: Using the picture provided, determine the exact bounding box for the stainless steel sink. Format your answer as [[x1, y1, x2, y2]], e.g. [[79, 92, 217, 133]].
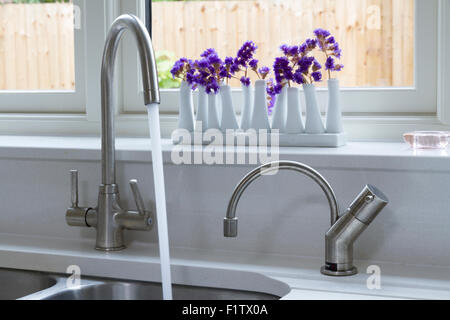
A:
[[0, 268, 57, 300], [40, 281, 280, 300], [3, 267, 288, 300]]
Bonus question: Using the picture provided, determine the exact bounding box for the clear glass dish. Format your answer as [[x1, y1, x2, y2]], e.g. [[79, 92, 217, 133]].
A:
[[403, 131, 450, 149]]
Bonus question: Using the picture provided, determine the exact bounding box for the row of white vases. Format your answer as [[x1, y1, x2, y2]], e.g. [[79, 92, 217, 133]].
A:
[[177, 79, 343, 135]]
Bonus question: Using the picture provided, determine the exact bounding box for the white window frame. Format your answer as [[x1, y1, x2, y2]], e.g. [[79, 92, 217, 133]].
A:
[[0, 0, 448, 140]]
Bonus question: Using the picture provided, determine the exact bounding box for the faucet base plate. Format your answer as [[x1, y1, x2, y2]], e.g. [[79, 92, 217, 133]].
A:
[[320, 266, 358, 277], [95, 245, 126, 252]]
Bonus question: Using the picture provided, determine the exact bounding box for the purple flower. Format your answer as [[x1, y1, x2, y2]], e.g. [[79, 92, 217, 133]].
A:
[[171, 58, 194, 82], [220, 56, 236, 80], [201, 48, 218, 58], [266, 78, 280, 116], [170, 61, 184, 78], [305, 39, 317, 50], [193, 72, 207, 87], [186, 70, 196, 85], [240, 76, 251, 87], [259, 66, 270, 79], [249, 59, 259, 69], [280, 44, 290, 55], [325, 56, 335, 70], [311, 72, 322, 82], [297, 39, 317, 57], [280, 44, 300, 56], [326, 36, 336, 44], [196, 59, 209, 69], [207, 65, 216, 74], [207, 54, 222, 65], [206, 80, 220, 94], [292, 71, 305, 85], [259, 66, 270, 74], [288, 46, 299, 56], [314, 28, 331, 38], [236, 41, 258, 66], [230, 63, 240, 74], [334, 64, 344, 72], [314, 28, 344, 78], [219, 66, 230, 79], [273, 56, 292, 84], [224, 56, 234, 66], [297, 56, 314, 74], [313, 60, 322, 72], [299, 43, 307, 55], [266, 78, 282, 96], [332, 43, 342, 58]]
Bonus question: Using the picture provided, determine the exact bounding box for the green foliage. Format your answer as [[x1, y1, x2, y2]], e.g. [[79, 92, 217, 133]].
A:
[[156, 51, 181, 89]]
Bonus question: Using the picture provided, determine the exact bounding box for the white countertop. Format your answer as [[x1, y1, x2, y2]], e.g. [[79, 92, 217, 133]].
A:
[[0, 135, 448, 171], [0, 233, 449, 300]]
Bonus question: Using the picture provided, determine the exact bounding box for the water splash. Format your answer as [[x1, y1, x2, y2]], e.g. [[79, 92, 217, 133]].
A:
[[146, 103, 173, 300]]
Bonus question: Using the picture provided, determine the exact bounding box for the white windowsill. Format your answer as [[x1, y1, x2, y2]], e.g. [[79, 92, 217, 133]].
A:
[[0, 135, 448, 172]]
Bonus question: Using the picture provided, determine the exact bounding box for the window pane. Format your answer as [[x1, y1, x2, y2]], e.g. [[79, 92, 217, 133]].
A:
[[152, 0, 414, 88], [0, 0, 75, 91]]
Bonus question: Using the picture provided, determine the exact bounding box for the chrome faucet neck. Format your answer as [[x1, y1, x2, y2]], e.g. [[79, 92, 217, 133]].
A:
[[66, 14, 159, 251], [225, 161, 340, 229], [101, 14, 159, 185]]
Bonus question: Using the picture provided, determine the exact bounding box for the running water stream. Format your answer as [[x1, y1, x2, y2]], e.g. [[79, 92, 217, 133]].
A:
[[146, 103, 173, 300]]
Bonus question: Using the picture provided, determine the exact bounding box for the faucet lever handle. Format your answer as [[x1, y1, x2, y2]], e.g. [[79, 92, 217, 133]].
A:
[[129, 179, 146, 215], [70, 170, 79, 208]]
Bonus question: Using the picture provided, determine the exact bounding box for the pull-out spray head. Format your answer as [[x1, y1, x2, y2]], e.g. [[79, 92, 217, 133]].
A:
[[321, 185, 389, 276]]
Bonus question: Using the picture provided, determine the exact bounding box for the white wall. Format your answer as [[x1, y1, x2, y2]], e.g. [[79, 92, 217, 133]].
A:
[[0, 138, 449, 268]]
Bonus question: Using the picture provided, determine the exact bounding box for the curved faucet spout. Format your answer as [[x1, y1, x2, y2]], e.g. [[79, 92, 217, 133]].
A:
[[101, 14, 160, 185], [224, 161, 340, 237], [65, 14, 158, 251], [223, 160, 389, 277]]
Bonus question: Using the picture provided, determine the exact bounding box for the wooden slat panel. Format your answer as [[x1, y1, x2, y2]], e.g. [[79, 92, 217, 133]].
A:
[[0, 1, 413, 90], [0, 3, 75, 90], [151, 0, 414, 88]]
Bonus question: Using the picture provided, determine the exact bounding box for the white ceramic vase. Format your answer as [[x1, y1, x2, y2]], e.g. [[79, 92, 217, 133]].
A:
[[177, 81, 195, 132], [195, 85, 208, 131], [271, 86, 287, 132], [326, 79, 343, 133], [207, 92, 220, 129], [250, 80, 271, 131], [240, 84, 253, 130], [303, 83, 325, 134], [285, 87, 304, 134], [220, 84, 239, 131]]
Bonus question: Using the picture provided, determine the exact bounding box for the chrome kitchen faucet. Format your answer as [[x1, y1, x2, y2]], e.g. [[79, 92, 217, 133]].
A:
[[66, 14, 160, 251], [223, 161, 389, 276]]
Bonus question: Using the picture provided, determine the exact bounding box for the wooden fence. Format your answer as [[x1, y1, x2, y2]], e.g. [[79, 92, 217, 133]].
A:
[[0, 1, 414, 90], [0, 3, 75, 90], [152, 0, 414, 87]]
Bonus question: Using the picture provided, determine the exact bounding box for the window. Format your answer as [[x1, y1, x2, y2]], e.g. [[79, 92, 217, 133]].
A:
[[0, 0, 447, 139], [124, 0, 437, 117], [0, 0, 86, 113]]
